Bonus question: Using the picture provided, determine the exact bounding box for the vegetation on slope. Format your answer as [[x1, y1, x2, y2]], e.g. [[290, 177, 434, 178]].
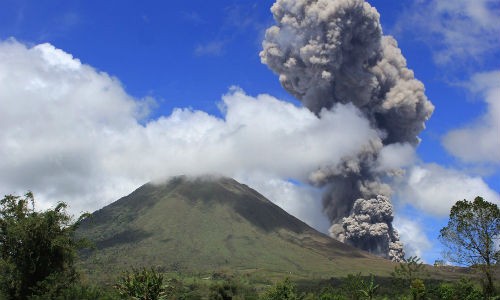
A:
[[76, 176, 395, 282], [1, 182, 498, 299]]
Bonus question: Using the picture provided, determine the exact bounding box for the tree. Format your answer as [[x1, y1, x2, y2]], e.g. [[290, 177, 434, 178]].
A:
[[261, 278, 302, 300], [439, 196, 499, 296], [0, 192, 89, 299]]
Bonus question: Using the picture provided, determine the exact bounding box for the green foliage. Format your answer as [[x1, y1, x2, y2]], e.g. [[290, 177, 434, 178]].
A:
[[28, 272, 80, 299], [114, 267, 167, 300], [435, 283, 454, 300], [342, 273, 364, 300], [209, 280, 238, 300], [76, 177, 398, 282], [341, 273, 379, 300], [409, 279, 425, 300], [209, 278, 258, 300], [261, 278, 302, 300], [162, 277, 203, 300], [451, 278, 483, 300], [439, 196, 499, 296], [28, 282, 119, 300], [435, 278, 483, 300], [316, 287, 345, 300], [359, 275, 379, 300], [316, 291, 346, 300], [0, 192, 89, 299], [318, 294, 345, 300], [392, 256, 426, 290]]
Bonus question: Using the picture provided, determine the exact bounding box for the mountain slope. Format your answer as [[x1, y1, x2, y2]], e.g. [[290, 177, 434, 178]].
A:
[[77, 176, 396, 281]]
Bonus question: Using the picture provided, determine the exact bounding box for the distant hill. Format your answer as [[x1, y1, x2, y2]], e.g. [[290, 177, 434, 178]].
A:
[[76, 175, 397, 282]]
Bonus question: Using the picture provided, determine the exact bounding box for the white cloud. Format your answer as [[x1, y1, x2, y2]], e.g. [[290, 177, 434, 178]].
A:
[[0, 39, 379, 217], [442, 71, 500, 164], [394, 217, 432, 260], [396, 164, 500, 216], [0, 39, 143, 212], [3, 39, 498, 264], [396, 0, 500, 64], [34, 43, 81, 70], [123, 89, 378, 181], [376, 143, 416, 172]]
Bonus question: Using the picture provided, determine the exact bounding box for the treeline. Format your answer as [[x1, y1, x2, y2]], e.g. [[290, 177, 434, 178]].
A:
[[1, 193, 498, 299], [113, 267, 493, 300], [4, 267, 492, 300]]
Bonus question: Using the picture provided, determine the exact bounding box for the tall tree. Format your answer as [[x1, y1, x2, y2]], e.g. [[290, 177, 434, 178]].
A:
[[439, 196, 499, 296], [0, 192, 89, 299]]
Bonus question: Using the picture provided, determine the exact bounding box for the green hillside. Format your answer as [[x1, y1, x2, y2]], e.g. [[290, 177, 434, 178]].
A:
[[76, 176, 399, 282]]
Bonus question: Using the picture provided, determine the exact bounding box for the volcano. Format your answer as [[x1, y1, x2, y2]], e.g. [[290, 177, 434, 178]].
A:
[[77, 176, 395, 281]]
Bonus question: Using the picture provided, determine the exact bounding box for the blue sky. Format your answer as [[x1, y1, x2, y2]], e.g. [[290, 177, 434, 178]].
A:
[[0, 0, 499, 264]]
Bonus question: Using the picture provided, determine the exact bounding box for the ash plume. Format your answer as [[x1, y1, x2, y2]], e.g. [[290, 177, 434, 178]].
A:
[[261, 0, 434, 261]]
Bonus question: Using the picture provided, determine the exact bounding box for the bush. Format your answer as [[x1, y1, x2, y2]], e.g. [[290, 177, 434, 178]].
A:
[[410, 279, 425, 300], [359, 275, 379, 300], [435, 278, 483, 300], [317, 288, 345, 300], [29, 282, 119, 300], [261, 278, 302, 300], [209, 280, 238, 300], [452, 278, 483, 300], [114, 267, 166, 300], [341, 273, 364, 300], [391, 256, 426, 290]]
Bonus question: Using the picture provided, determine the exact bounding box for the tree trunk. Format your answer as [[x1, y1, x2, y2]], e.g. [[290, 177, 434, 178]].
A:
[[484, 265, 494, 297]]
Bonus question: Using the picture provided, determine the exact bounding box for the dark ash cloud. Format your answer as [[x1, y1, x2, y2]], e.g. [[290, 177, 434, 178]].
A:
[[261, 0, 434, 261]]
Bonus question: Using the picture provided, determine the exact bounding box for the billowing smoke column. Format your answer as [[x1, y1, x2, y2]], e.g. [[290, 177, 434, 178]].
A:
[[260, 0, 434, 261]]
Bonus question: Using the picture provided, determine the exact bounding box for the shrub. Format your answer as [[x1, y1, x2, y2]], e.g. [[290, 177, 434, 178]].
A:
[[114, 267, 166, 300], [452, 278, 482, 300], [316, 287, 345, 300], [261, 278, 302, 300], [209, 280, 238, 300], [359, 275, 379, 300], [342, 273, 364, 300], [29, 282, 119, 300], [409, 279, 425, 300]]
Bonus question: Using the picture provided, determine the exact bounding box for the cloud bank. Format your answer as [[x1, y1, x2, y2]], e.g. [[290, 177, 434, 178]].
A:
[[0, 39, 376, 222], [443, 71, 500, 164], [396, 164, 499, 216], [1, 38, 497, 259], [394, 217, 432, 259]]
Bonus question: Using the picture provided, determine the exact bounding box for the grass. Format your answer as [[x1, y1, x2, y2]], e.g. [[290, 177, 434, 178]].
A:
[[76, 175, 471, 285]]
